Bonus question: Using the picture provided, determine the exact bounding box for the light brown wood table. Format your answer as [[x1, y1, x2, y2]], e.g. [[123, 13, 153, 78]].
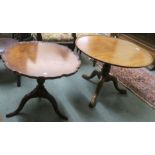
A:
[[76, 35, 153, 107], [2, 41, 81, 120]]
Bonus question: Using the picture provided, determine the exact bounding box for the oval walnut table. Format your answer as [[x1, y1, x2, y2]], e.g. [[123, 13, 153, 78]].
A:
[[76, 35, 153, 107], [2, 41, 81, 120]]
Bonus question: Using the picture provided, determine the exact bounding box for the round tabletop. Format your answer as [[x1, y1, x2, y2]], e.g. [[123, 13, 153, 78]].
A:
[[2, 41, 81, 79], [0, 38, 18, 55], [76, 35, 153, 68]]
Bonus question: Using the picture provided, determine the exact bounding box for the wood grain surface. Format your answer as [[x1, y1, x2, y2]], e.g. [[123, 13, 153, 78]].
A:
[[76, 35, 153, 68], [2, 41, 81, 79], [0, 38, 18, 55]]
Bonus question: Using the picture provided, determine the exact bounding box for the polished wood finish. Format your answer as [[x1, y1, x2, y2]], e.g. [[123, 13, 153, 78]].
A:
[[118, 33, 155, 70], [0, 38, 17, 57], [83, 63, 126, 107], [3, 42, 81, 120], [76, 35, 153, 107], [6, 78, 67, 120], [12, 33, 37, 87], [76, 35, 153, 68], [3, 41, 81, 79], [0, 38, 20, 87]]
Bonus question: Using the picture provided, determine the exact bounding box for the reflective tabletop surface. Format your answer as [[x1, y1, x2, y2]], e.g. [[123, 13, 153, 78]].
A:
[[0, 38, 18, 54], [76, 35, 153, 68], [3, 41, 81, 78]]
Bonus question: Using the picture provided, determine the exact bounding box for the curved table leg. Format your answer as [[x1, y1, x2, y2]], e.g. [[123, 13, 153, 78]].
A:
[[82, 70, 100, 80], [106, 75, 127, 94], [89, 76, 105, 108], [6, 91, 35, 117], [43, 90, 67, 120], [83, 63, 127, 107], [6, 78, 67, 120]]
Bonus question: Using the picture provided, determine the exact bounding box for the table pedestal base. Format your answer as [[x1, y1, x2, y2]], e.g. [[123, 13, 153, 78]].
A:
[[6, 78, 67, 120], [82, 63, 127, 107]]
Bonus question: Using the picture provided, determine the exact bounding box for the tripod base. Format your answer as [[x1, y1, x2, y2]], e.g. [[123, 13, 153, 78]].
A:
[[83, 63, 127, 107], [6, 78, 67, 120]]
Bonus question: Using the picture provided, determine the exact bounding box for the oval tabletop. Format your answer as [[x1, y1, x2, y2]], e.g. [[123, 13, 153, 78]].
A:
[[76, 35, 153, 68], [0, 38, 18, 55], [2, 42, 81, 79]]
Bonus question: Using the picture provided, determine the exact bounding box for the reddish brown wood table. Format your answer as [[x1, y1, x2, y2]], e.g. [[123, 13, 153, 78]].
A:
[[0, 38, 17, 58], [76, 35, 153, 107], [2, 41, 81, 120]]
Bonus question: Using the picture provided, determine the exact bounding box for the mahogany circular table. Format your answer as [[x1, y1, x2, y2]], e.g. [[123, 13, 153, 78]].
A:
[[0, 38, 18, 58], [2, 41, 81, 120], [76, 35, 153, 107]]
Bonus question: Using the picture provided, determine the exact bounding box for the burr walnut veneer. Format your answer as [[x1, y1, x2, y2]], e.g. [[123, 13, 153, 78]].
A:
[[2, 41, 81, 120], [76, 35, 153, 107]]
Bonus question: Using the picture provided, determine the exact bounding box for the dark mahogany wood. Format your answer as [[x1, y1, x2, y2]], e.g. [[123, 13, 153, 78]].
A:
[[6, 78, 67, 120], [12, 33, 37, 86], [3, 41, 81, 79], [3, 41, 81, 120]]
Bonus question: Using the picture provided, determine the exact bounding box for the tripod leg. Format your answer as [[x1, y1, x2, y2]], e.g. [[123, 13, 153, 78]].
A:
[[82, 70, 100, 80], [43, 92, 68, 120], [89, 76, 105, 108], [6, 78, 67, 120], [107, 75, 127, 94], [6, 92, 34, 117]]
